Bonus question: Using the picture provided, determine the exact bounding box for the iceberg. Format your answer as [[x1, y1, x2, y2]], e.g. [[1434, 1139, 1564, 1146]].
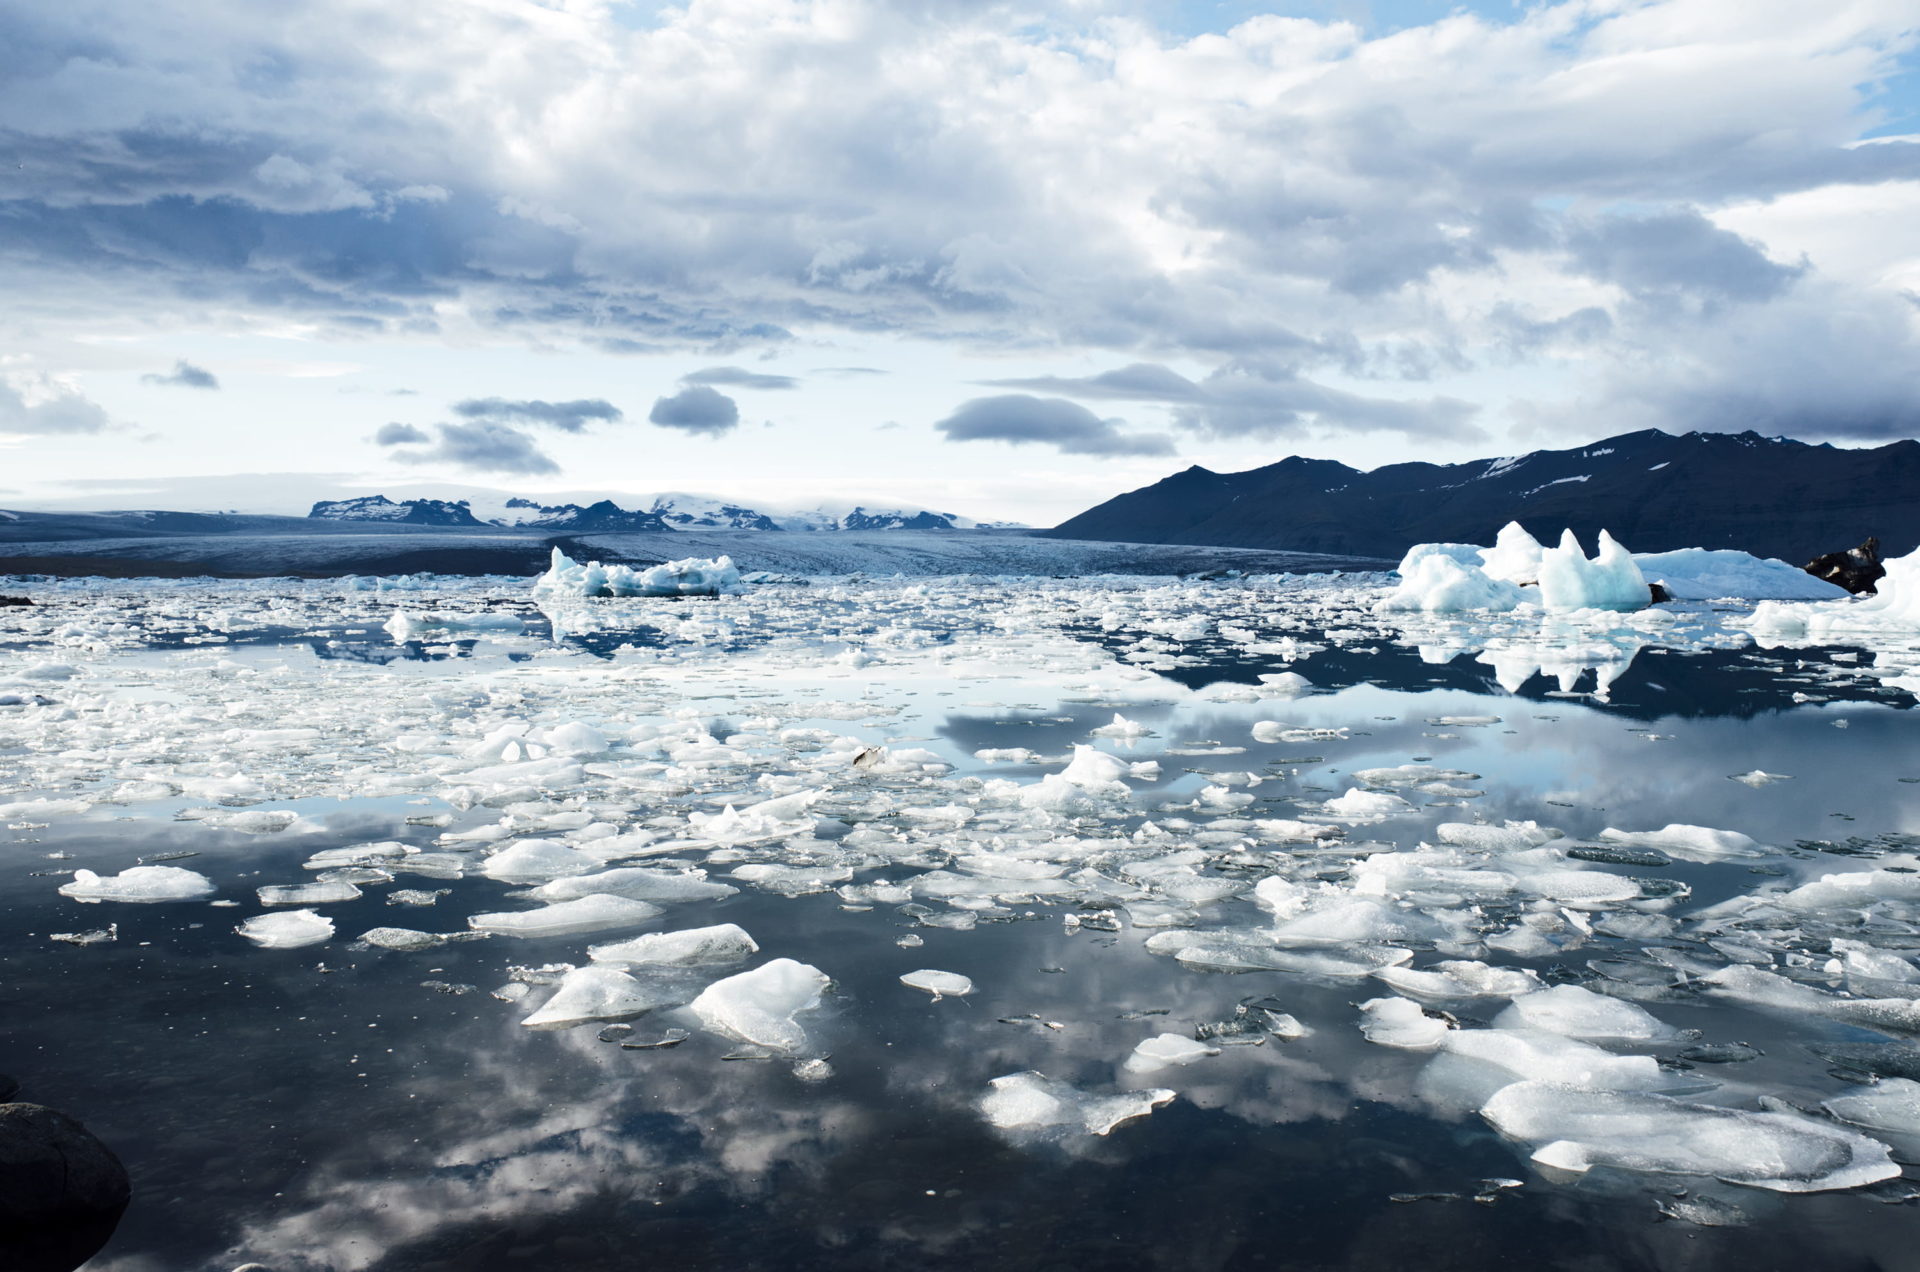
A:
[[900, 969, 974, 1000], [236, 909, 333, 949], [60, 865, 215, 903], [688, 957, 830, 1051], [1536, 530, 1648, 612], [1481, 1082, 1899, 1192], [979, 1072, 1174, 1137], [522, 966, 667, 1028], [589, 923, 759, 967], [466, 894, 662, 938], [532, 547, 744, 598], [1375, 552, 1525, 614], [1635, 548, 1844, 601]]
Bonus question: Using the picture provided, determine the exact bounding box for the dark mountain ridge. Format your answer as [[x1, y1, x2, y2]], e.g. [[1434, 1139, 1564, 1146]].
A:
[[1044, 429, 1920, 561]]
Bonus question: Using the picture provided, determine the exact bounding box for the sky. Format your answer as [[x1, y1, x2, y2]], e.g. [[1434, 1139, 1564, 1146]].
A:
[[3, 0, 1918, 525]]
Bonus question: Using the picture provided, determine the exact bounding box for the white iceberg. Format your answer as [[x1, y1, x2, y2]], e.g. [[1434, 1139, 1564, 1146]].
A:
[[1358, 997, 1452, 1049], [979, 1072, 1174, 1137], [688, 957, 830, 1051], [236, 909, 333, 949], [1482, 1081, 1899, 1192], [1123, 1033, 1220, 1071], [589, 923, 759, 967], [522, 966, 667, 1028], [1375, 552, 1525, 614], [532, 547, 743, 598], [1536, 529, 1648, 612], [60, 866, 215, 904], [467, 894, 662, 938], [900, 969, 974, 1000]]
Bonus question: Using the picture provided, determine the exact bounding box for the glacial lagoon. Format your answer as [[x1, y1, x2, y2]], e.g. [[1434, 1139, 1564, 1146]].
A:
[[5, 569, 1920, 1270]]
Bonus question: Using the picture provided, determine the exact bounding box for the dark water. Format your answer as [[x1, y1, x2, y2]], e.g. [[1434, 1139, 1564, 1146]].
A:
[[4, 596, 1920, 1271]]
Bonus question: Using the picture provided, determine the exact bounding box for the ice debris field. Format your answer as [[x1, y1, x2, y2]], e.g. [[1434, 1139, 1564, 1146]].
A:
[[7, 530, 1920, 1265]]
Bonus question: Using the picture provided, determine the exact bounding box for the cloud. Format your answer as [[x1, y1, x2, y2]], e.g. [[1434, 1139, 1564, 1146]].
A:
[[975, 360, 1483, 442], [934, 395, 1176, 457], [141, 359, 220, 389], [2, 1, 1919, 453], [681, 366, 799, 391], [373, 421, 429, 445], [1566, 211, 1803, 306], [0, 373, 113, 435], [451, 398, 623, 433], [980, 363, 1204, 402], [389, 421, 559, 475], [648, 385, 741, 437]]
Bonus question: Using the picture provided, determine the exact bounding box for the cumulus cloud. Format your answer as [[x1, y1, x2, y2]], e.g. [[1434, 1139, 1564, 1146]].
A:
[[648, 385, 741, 436], [451, 398, 623, 433], [934, 395, 1176, 457], [3, 1, 1920, 449], [373, 421, 429, 445], [682, 366, 799, 390], [0, 374, 113, 435], [389, 421, 559, 475], [141, 359, 220, 390]]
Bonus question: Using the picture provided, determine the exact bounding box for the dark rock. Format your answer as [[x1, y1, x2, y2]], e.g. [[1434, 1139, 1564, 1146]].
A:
[[1648, 582, 1673, 604], [0, 595, 31, 606], [1804, 536, 1885, 595], [0, 1103, 130, 1272]]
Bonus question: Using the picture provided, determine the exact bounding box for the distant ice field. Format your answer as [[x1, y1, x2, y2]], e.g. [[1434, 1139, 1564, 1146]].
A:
[[4, 569, 1920, 1270]]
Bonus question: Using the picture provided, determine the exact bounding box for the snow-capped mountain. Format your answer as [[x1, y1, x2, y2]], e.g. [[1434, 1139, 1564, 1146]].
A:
[[1045, 429, 1920, 561], [308, 496, 485, 527], [309, 491, 1016, 533]]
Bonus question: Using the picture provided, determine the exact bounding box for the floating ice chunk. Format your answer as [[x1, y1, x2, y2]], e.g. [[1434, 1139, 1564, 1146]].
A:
[[1438, 1027, 1667, 1092], [236, 909, 333, 949], [532, 547, 744, 598], [522, 966, 667, 1028], [467, 894, 662, 938], [1090, 713, 1151, 739], [1512, 869, 1641, 907], [1728, 769, 1792, 788], [1635, 548, 1846, 601], [480, 839, 601, 883], [257, 881, 361, 906], [1826, 940, 1919, 986], [1321, 788, 1413, 822], [534, 867, 737, 904], [1774, 868, 1920, 913], [1124, 1033, 1220, 1071], [589, 923, 759, 967], [1823, 1078, 1920, 1135], [359, 926, 449, 951], [1436, 822, 1558, 853], [689, 957, 830, 1052], [1272, 899, 1449, 948], [689, 789, 821, 844], [305, 842, 412, 870], [1358, 997, 1452, 1049], [1256, 671, 1313, 697], [1481, 1082, 1899, 1192], [542, 721, 609, 756], [384, 610, 527, 642], [1494, 985, 1677, 1042], [1536, 529, 1648, 612], [980, 1072, 1175, 1137], [901, 969, 974, 1000], [1479, 521, 1544, 585], [1702, 965, 1920, 1034], [1597, 824, 1763, 862], [1376, 553, 1525, 614], [60, 865, 215, 903], [1374, 960, 1541, 1001]]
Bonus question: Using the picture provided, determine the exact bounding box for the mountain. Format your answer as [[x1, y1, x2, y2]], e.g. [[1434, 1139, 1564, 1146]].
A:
[[497, 498, 671, 532], [310, 491, 1012, 533], [308, 496, 485, 527], [1043, 429, 1920, 562], [648, 494, 786, 531]]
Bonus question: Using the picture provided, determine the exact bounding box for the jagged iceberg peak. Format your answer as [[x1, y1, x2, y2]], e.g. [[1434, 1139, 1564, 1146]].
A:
[[1537, 528, 1648, 612]]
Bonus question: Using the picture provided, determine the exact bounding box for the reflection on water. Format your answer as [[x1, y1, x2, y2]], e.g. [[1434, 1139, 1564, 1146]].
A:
[[1, 575, 1918, 1270]]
